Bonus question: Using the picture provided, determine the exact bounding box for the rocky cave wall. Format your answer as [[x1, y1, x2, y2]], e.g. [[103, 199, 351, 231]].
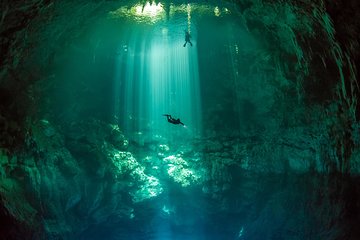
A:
[[1, 0, 360, 239]]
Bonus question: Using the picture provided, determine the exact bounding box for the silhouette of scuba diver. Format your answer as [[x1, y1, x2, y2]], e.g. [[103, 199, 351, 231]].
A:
[[183, 30, 193, 47], [163, 114, 184, 126]]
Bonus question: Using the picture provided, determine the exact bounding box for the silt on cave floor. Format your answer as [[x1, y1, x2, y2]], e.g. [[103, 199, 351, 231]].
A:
[[1, 0, 360, 239]]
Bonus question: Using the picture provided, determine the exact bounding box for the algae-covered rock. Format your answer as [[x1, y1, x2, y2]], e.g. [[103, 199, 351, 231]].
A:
[[163, 155, 201, 187], [39, 119, 56, 137], [203, 140, 223, 152], [107, 124, 128, 150], [109, 149, 163, 202], [167, 164, 200, 187], [130, 174, 163, 202], [0, 178, 38, 229]]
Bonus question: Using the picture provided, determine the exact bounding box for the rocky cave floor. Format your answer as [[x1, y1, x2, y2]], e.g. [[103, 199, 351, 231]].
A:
[[0, 118, 359, 239]]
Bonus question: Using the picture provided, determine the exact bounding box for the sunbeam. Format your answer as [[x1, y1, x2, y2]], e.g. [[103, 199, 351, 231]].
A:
[[114, 16, 201, 142]]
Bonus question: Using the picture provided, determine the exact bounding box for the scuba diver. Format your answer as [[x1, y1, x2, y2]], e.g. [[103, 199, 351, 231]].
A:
[[183, 30, 193, 47], [163, 114, 185, 126]]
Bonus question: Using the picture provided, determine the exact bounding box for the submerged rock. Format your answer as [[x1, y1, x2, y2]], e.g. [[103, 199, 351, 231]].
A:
[[110, 149, 163, 202], [163, 155, 201, 187]]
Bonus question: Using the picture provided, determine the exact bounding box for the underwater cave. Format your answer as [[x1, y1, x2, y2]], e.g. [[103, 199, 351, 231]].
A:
[[1, 0, 360, 239]]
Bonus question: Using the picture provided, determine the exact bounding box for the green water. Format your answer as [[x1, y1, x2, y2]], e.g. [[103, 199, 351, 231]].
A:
[[1, 1, 359, 239]]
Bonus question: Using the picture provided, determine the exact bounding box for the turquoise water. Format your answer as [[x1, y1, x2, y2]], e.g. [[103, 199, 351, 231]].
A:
[[50, 2, 261, 139], [5, 1, 358, 239], [46, 4, 267, 239]]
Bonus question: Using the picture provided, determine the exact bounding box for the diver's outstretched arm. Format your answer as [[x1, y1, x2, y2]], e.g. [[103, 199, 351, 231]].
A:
[[163, 114, 172, 122]]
